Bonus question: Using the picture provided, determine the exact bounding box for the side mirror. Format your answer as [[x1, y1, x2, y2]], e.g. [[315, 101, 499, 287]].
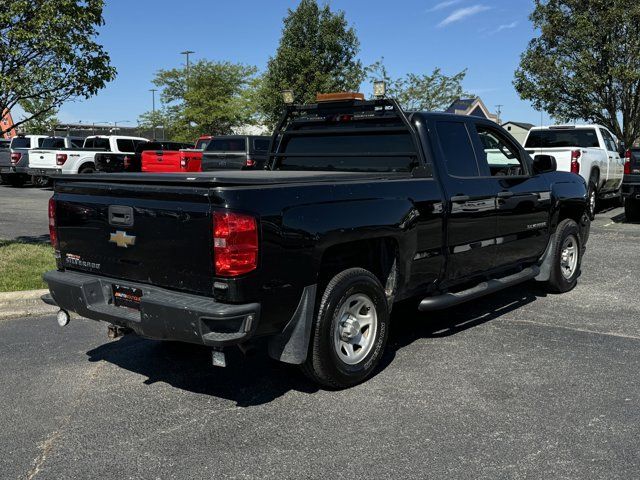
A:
[[533, 154, 557, 174]]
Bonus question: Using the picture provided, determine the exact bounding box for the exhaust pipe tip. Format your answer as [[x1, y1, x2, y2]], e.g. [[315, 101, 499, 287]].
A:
[[56, 309, 70, 327]]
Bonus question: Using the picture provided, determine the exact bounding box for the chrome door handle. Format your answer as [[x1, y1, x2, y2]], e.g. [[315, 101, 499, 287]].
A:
[[497, 191, 514, 198], [451, 195, 470, 202]]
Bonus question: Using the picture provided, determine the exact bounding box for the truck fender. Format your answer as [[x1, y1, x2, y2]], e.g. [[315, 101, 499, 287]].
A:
[[267, 284, 317, 364]]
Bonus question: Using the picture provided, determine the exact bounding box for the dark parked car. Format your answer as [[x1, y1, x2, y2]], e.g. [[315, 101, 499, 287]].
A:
[[95, 141, 191, 173], [43, 94, 590, 388], [201, 135, 270, 170], [623, 148, 640, 220]]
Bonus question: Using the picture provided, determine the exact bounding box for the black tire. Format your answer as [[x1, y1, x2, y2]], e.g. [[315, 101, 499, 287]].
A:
[[31, 175, 50, 188], [587, 181, 597, 219], [5, 175, 26, 188], [302, 268, 390, 389], [79, 164, 95, 174], [0, 173, 9, 184], [625, 197, 640, 222], [546, 218, 581, 293]]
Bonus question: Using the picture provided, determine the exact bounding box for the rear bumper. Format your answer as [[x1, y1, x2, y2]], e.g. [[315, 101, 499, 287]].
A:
[[28, 167, 61, 176], [622, 181, 640, 199], [43, 270, 260, 347], [0, 166, 29, 175]]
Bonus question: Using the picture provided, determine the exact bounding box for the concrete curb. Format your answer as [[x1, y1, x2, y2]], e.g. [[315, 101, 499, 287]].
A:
[[0, 289, 57, 320]]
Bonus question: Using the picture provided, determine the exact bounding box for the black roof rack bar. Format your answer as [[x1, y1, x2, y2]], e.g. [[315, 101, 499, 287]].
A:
[[280, 126, 409, 136]]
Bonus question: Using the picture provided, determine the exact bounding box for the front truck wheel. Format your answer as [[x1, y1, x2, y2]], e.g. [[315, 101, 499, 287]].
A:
[[302, 268, 390, 389], [546, 218, 581, 293]]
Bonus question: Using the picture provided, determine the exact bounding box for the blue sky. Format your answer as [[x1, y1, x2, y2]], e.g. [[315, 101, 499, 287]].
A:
[[53, 0, 546, 127]]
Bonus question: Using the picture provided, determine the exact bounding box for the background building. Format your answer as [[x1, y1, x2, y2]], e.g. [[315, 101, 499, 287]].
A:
[[445, 97, 499, 123], [502, 121, 534, 145]]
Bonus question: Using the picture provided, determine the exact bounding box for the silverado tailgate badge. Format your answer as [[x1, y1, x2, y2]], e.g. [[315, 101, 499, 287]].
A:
[[109, 230, 136, 248]]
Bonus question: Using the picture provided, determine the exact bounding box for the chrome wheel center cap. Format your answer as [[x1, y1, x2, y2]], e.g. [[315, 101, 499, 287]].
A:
[[339, 315, 360, 341]]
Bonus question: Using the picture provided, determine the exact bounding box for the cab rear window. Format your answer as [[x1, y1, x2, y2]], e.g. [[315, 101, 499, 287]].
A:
[[10, 137, 31, 148], [525, 129, 599, 148], [276, 133, 417, 172], [206, 138, 246, 152]]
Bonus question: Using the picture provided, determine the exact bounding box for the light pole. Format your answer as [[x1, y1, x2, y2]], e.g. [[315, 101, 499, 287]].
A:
[[150, 88, 157, 139], [112, 120, 130, 133], [92, 121, 109, 136], [180, 50, 195, 77]]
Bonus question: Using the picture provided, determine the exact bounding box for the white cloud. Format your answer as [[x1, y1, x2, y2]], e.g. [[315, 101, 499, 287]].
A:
[[491, 21, 518, 34], [426, 0, 462, 13], [438, 5, 492, 27]]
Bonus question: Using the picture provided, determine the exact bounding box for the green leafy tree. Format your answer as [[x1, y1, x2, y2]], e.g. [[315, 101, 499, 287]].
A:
[[0, 0, 116, 136], [139, 60, 258, 142], [18, 98, 59, 135], [366, 59, 468, 111], [259, 0, 365, 126], [514, 0, 640, 146]]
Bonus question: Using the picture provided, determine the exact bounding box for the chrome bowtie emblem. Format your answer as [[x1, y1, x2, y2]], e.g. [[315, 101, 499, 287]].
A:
[[109, 230, 136, 248]]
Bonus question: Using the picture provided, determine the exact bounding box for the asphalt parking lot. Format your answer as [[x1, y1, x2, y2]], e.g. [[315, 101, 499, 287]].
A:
[[0, 185, 639, 479]]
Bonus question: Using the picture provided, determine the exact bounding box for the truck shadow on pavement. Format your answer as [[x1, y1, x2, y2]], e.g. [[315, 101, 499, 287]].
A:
[[85, 282, 545, 406]]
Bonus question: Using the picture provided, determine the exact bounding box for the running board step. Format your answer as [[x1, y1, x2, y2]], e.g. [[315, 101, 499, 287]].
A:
[[418, 266, 540, 312]]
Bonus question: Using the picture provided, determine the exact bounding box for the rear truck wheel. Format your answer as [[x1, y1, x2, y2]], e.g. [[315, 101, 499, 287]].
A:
[[546, 218, 581, 293], [625, 197, 640, 222], [302, 268, 389, 389], [31, 175, 50, 188], [6, 174, 26, 188], [79, 164, 95, 174], [587, 181, 597, 219]]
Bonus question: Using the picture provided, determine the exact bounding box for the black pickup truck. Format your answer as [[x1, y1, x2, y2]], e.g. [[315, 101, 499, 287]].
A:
[[43, 95, 590, 388]]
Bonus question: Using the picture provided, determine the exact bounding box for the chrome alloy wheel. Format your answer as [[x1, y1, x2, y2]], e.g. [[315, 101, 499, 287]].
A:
[[560, 234, 579, 279], [333, 294, 378, 365]]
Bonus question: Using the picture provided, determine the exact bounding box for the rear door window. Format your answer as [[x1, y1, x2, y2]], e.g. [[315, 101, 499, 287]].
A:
[[253, 138, 270, 153], [524, 129, 600, 148], [116, 139, 136, 152], [436, 121, 480, 177]]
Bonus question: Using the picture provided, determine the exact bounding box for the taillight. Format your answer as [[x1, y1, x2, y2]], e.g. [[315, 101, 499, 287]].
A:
[[10, 152, 21, 165], [48, 198, 58, 249], [56, 153, 67, 166], [570, 150, 581, 174], [213, 211, 258, 277], [245, 157, 256, 168], [624, 150, 632, 175]]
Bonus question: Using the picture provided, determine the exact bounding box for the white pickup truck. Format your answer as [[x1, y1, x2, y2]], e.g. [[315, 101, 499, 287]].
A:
[[524, 125, 625, 217], [0, 134, 48, 187], [28, 135, 149, 178]]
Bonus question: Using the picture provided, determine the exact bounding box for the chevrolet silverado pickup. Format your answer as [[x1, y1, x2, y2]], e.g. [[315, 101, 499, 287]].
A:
[[95, 141, 192, 173], [28, 135, 149, 178], [524, 125, 624, 217], [43, 95, 590, 388], [0, 134, 48, 187], [623, 148, 640, 221]]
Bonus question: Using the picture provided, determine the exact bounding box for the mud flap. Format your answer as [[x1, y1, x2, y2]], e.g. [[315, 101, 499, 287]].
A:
[[268, 285, 317, 365]]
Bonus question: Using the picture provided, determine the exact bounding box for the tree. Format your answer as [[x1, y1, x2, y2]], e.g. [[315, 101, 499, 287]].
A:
[[139, 60, 258, 142], [366, 59, 468, 111], [0, 0, 116, 136], [259, 0, 365, 126], [514, 0, 640, 146], [17, 98, 59, 135]]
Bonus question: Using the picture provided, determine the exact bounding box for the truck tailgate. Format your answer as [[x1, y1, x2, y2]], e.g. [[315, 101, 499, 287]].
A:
[[526, 148, 574, 172], [54, 181, 214, 296]]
